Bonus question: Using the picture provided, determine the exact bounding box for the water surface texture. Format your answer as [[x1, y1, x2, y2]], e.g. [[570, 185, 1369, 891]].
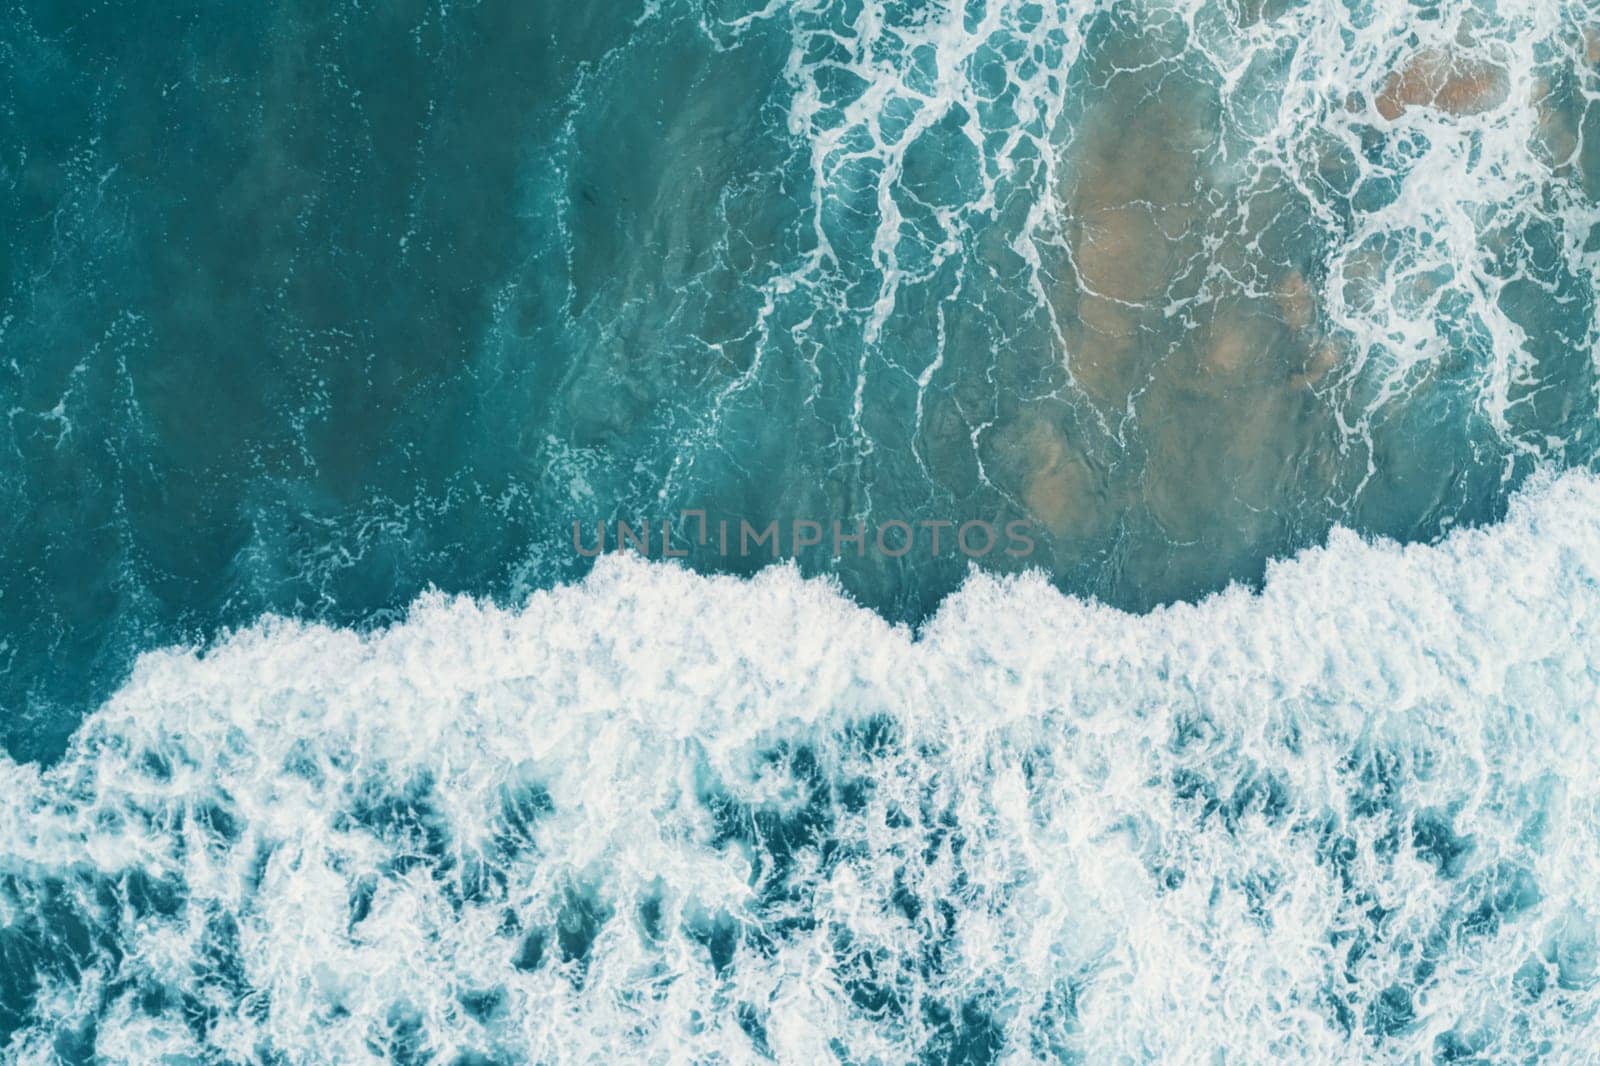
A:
[[3, 0, 1600, 1060]]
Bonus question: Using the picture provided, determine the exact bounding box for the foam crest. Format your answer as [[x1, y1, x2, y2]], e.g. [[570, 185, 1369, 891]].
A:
[[2, 469, 1598, 1061]]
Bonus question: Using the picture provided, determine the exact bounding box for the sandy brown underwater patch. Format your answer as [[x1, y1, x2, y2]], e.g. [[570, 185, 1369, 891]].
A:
[[1376, 48, 1508, 120]]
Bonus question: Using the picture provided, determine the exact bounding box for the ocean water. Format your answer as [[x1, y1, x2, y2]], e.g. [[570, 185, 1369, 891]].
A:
[[3, 473, 1599, 1062], [2, 0, 1599, 1061]]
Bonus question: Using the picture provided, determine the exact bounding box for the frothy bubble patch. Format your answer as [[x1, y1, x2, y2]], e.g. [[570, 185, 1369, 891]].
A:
[[1, 469, 1598, 1062]]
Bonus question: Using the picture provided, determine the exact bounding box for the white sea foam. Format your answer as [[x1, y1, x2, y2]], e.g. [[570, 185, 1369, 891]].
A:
[[687, 0, 1600, 488], [2, 469, 1598, 1062]]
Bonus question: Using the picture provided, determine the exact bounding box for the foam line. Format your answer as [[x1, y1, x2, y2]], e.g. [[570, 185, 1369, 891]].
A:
[[2, 469, 1598, 1061]]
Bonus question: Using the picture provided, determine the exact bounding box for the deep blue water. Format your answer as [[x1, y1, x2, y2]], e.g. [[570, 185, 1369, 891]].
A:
[[3, 0, 1600, 1061]]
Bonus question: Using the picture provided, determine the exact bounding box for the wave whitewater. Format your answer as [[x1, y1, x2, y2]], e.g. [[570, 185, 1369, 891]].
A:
[[0, 469, 1596, 1062]]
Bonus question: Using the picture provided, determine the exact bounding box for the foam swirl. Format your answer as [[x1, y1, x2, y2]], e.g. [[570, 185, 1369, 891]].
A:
[[2, 470, 1597, 1062]]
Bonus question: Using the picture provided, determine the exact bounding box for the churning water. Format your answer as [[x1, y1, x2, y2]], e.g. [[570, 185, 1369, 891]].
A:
[[3, 0, 1600, 1060]]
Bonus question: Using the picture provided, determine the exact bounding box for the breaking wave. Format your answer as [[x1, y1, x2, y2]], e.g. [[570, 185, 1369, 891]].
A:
[[2, 468, 1598, 1063]]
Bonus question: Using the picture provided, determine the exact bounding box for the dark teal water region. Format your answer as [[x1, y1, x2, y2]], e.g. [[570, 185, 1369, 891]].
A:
[[4, 0, 1598, 763]]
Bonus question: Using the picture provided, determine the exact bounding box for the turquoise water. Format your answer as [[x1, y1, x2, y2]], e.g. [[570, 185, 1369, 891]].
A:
[[3, 0, 1600, 1060]]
